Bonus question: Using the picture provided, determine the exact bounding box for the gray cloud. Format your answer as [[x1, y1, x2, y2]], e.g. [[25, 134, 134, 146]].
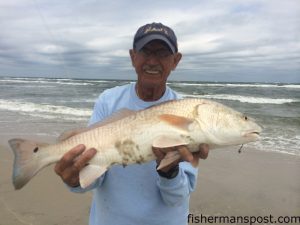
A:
[[0, 0, 299, 82]]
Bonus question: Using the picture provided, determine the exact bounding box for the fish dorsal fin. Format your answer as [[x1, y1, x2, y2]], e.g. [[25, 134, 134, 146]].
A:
[[152, 135, 189, 148], [89, 108, 136, 129], [57, 108, 136, 142], [57, 128, 88, 142], [158, 114, 194, 131]]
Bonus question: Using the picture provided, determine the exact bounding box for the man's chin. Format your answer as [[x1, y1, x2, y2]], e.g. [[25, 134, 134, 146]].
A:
[[143, 71, 162, 78], [138, 77, 164, 88]]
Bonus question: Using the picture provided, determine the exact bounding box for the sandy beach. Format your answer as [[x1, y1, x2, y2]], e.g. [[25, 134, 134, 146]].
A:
[[1, 133, 299, 225], [0, 135, 92, 225]]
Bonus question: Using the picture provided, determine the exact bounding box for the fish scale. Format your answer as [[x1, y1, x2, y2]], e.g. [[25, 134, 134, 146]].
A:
[[8, 98, 262, 189]]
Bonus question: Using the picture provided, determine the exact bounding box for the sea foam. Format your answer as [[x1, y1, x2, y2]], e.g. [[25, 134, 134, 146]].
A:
[[170, 82, 300, 89], [182, 94, 299, 104], [0, 99, 92, 119]]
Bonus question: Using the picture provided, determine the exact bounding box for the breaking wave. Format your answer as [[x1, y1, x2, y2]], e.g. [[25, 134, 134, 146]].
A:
[[0, 77, 112, 86], [0, 99, 92, 121], [170, 82, 300, 89], [182, 94, 299, 104]]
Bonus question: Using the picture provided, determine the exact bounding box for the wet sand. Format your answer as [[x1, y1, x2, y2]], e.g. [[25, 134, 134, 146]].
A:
[[0, 135, 91, 225], [0, 134, 299, 225]]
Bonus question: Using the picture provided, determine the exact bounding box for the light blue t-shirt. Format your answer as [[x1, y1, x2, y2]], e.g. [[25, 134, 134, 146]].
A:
[[71, 83, 198, 225]]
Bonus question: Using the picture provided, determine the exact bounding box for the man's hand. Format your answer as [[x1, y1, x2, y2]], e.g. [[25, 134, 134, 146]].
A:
[[152, 144, 209, 173], [54, 144, 97, 187]]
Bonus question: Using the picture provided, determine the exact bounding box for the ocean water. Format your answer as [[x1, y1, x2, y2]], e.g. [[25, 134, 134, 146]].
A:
[[0, 77, 299, 156]]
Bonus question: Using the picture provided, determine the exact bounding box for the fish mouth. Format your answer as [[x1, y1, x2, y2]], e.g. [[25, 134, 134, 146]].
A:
[[243, 131, 260, 138]]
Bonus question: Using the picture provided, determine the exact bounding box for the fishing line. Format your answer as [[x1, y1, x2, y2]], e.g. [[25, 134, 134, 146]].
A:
[[0, 197, 34, 225], [31, 0, 73, 79], [31, 0, 84, 124]]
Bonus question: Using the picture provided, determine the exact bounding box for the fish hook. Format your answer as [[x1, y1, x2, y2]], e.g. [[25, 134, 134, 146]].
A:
[[238, 144, 244, 154]]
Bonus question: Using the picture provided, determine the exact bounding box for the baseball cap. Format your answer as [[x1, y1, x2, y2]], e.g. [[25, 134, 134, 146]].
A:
[[133, 22, 178, 53]]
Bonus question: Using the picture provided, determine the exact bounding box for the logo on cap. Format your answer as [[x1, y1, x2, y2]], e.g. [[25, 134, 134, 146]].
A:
[[144, 26, 169, 36]]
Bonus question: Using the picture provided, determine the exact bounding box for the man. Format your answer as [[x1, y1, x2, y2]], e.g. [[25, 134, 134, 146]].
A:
[[55, 22, 209, 225]]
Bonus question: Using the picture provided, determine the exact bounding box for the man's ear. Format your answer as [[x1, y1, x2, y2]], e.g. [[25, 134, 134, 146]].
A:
[[172, 52, 182, 70], [129, 49, 136, 67]]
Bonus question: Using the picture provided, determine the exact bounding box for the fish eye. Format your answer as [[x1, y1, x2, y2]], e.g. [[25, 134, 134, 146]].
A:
[[244, 116, 248, 121]]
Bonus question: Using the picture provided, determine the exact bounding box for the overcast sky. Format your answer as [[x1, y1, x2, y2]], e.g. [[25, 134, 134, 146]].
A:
[[0, 0, 299, 82]]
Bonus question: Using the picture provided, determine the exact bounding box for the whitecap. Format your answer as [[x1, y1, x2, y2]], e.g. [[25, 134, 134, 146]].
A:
[[0, 99, 92, 117], [181, 94, 299, 104]]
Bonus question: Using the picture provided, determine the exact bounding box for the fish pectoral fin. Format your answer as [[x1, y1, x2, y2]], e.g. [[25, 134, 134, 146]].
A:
[[79, 165, 107, 189], [152, 135, 189, 148], [157, 151, 181, 170], [158, 114, 194, 131]]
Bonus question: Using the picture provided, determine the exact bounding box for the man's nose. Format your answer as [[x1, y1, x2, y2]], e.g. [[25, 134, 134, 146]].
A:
[[146, 54, 160, 65]]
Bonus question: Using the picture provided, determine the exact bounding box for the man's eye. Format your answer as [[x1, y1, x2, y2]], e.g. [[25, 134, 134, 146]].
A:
[[157, 50, 171, 57], [140, 49, 150, 55], [139, 48, 171, 58]]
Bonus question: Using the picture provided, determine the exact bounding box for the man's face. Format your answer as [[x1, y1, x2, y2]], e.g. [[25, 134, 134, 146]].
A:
[[129, 40, 182, 88]]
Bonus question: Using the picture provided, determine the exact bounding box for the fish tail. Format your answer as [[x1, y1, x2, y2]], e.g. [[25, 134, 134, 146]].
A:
[[8, 138, 50, 190]]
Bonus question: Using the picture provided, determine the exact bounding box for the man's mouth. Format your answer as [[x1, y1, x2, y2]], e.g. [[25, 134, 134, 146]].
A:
[[143, 65, 162, 75], [144, 70, 161, 75]]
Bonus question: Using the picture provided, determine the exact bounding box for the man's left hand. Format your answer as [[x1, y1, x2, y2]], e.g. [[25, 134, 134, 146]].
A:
[[152, 144, 209, 173]]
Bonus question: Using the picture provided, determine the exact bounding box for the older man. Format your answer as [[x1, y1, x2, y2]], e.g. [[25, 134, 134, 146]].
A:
[[55, 22, 209, 225]]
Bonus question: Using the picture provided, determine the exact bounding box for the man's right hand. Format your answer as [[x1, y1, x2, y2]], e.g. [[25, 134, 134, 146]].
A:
[[54, 144, 97, 187]]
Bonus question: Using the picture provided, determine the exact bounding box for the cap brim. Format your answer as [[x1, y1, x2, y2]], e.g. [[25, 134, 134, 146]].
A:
[[135, 34, 176, 53]]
